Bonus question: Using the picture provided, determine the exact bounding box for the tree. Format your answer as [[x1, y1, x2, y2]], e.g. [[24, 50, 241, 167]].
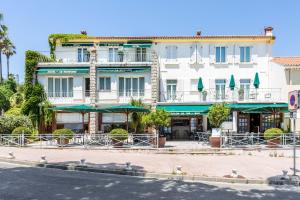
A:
[[130, 98, 147, 133], [0, 24, 8, 83], [142, 109, 170, 135], [2, 38, 16, 78], [207, 103, 230, 128]]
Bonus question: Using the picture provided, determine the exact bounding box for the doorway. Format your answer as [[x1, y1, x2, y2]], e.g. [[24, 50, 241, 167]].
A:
[[171, 118, 190, 140], [250, 113, 260, 133]]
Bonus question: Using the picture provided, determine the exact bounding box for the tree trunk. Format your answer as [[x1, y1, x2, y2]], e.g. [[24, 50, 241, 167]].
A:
[[6, 55, 9, 78], [0, 53, 2, 83]]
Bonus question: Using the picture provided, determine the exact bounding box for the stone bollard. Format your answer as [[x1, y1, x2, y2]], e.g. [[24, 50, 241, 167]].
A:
[[40, 155, 47, 164], [176, 166, 183, 175], [282, 170, 289, 179], [125, 162, 132, 170], [80, 159, 86, 166], [231, 169, 238, 178], [8, 152, 15, 159]]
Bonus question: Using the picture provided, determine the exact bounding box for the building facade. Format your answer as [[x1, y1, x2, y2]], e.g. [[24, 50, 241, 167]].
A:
[[37, 27, 289, 138]]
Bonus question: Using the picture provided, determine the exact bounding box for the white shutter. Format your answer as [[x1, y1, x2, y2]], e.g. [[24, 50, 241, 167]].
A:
[[210, 45, 216, 63]]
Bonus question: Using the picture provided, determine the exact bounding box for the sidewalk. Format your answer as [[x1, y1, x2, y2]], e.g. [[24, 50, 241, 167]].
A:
[[0, 146, 299, 180]]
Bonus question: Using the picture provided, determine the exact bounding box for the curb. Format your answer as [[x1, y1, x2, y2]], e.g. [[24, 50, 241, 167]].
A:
[[0, 157, 266, 185]]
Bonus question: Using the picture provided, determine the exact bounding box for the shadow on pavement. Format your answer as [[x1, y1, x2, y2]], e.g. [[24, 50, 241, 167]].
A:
[[0, 165, 300, 200]]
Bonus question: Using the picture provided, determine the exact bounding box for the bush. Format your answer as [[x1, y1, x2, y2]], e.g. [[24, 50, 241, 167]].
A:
[[12, 126, 32, 136], [52, 128, 74, 140], [109, 128, 128, 141], [0, 115, 33, 135], [5, 107, 22, 116], [264, 128, 284, 140], [208, 103, 230, 128]]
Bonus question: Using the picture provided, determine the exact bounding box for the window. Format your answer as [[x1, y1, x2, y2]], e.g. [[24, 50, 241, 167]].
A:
[[99, 77, 111, 91], [109, 48, 123, 62], [166, 46, 177, 59], [190, 44, 201, 62], [48, 77, 73, 97], [261, 113, 282, 133], [77, 48, 90, 62], [215, 47, 226, 63], [215, 79, 226, 100], [238, 113, 249, 133], [240, 47, 251, 63], [166, 80, 177, 100], [136, 48, 147, 62], [118, 77, 145, 97], [239, 79, 251, 100], [85, 78, 90, 97]]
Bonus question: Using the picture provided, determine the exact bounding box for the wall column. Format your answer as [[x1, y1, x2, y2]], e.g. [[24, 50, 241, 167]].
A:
[[232, 111, 238, 132], [151, 50, 159, 111], [89, 46, 98, 134], [202, 116, 208, 131]]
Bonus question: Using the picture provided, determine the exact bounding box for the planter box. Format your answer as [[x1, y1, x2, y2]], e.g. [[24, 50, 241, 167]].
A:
[[112, 139, 124, 147], [267, 139, 280, 148], [209, 136, 221, 148], [56, 138, 69, 145], [159, 137, 166, 148]]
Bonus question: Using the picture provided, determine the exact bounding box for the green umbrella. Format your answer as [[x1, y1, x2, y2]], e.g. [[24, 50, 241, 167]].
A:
[[197, 78, 204, 92], [51, 105, 98, 133], [253, 72, 260, 89], [101, 105, 149, 131], [229, 75, 235, 90]]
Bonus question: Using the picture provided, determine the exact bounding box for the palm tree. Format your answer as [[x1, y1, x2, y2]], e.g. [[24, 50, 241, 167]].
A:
[[0, 24, 8, 83], [2, 38, 16, 78]]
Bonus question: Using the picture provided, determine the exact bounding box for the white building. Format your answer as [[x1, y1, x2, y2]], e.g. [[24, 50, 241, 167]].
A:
[[37, 27, 289, 138]]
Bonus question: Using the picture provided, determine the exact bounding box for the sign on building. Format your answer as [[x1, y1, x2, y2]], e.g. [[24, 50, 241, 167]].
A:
[[288, 90, 299, 111]]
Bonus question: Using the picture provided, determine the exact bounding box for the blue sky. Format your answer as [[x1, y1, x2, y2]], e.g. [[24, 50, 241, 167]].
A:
[[1, 0, 300, 82]]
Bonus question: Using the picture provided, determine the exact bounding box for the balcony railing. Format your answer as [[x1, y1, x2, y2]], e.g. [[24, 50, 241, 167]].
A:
[[160, 88, 282, 103], [97, 51, 152, 63]]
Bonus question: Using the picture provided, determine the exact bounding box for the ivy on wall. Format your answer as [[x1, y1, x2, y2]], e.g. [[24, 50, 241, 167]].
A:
[[48, 34, 87, 59]]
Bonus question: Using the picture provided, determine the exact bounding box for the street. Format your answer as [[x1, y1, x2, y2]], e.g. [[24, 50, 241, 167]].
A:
[[0, 162, 299, 200]]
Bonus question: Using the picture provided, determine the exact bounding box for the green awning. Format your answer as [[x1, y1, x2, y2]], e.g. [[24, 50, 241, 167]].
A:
[[36, 67, 89, 75], [51, 104, 98, 112], [197, 78, 204, 92], [157, 104, 210, 116], [228, 103, 288, 113], [97, 67, 150, 73], [62, 43, 94, 47], [123, 43, 152, 48], [253, 72, 260, 89], [229, 75, 235, 90]]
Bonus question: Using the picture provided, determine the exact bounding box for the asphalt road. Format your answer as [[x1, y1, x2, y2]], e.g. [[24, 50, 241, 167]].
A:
[[0, 162, 300, 200]]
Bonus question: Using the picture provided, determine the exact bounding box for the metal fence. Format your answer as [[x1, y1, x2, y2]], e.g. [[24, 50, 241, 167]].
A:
[[0, 133, 159, 149]]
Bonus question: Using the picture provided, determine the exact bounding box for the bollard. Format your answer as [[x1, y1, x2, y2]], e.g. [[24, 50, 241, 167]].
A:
[[176, 166, 183, 175], [125, 162, 132, 170], [282, 170, 289, 179], [40, 155, 47, 164], [8, 152, 15, 159], [231, 169, 238, 178], [80, 159, 86, 166]]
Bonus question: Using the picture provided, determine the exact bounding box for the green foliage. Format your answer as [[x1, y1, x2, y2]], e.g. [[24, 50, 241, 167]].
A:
[[0, 115, 33, 134], [12, 126, 32, 135], [48, 34, 87, 59], [142, 109, 171, 128], [109, 128, 129, 141], [208, 103, 230, 128], [4, 107, 22, 116], [53, 128, 74, 140], [0, 90, 10, 111], [9, 92, 24, 107], [264, 128, 284, 140], [130, 98, 148, 133]]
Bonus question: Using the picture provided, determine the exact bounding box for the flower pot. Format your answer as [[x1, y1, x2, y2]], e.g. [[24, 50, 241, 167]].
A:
[[209, 136, 221, 148], [112, 139, 124, 147], [267, 138, 280, 148], [159, 137, 166, 148], [56, 138, 69, 145]]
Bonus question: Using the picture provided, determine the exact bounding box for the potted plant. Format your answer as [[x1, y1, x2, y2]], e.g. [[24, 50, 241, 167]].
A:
[[264, 128, 284, 148], [238, 88, 244, 101], [142, 109, 170, 148], [109, 128, 128, 147], [208, 103, 230, 148], [53, 128, 74, 146], [202, 90, 207, 101], [12, 126, 33, 145]]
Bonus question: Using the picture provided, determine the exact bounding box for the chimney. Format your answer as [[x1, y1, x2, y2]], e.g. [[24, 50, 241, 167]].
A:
[[196, 31, 201, 36], [264, 26, 273, 36], [81, 30, 87, 35]]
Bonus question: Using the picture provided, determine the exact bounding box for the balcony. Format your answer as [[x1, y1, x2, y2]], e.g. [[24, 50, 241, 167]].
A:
[[97, 89, 152, 104], [97, 51, 152, 65], [46, 90, 90, 104], [160, 88, 283, 103]]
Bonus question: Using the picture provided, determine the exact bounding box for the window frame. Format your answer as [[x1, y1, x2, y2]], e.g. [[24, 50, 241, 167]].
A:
[[240, 46, 251, 63], [215, 46, 226, 63], [118, 76, 145, 97], [47, 76, 74, 98], [99, 77, 111, 92]]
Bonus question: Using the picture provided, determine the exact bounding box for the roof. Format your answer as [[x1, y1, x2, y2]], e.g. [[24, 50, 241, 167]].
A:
[[272, 57, 300, 66]]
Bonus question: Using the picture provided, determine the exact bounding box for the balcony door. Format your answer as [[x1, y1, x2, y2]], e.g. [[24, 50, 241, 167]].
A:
[[215, 79, 226, 100], [166, 80, 177, 100], [119, 77, 145, 97], [239, 79, 250, 100], [136, 48, 147, 62]]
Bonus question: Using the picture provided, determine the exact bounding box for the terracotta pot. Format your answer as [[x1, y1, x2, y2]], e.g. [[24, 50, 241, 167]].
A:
[[112, 139, 124, 147], [267, 139, 280, 148], [159, 137, 166, 148], [209, 136, 221, 148], [56, 138, 69, 145]]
